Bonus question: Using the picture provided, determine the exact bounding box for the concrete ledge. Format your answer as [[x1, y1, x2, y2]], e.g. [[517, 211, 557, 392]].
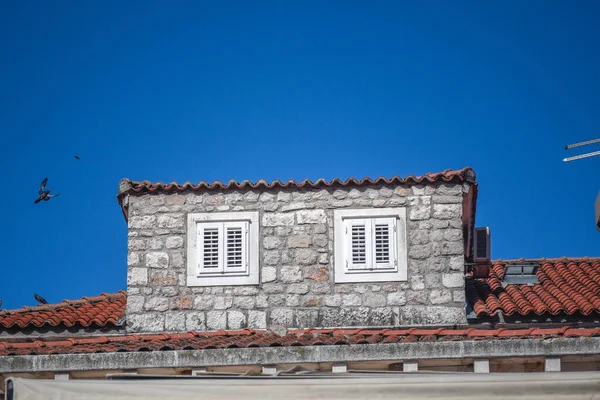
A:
[[0, 337, 599, 373]]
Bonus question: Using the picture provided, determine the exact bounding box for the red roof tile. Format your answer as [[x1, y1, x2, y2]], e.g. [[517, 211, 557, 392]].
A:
[[0, 326, 598, 356], [0, 291, 126, 329], [117, 167, 476, 197], [116, 167, 477, 222], [466, 258, 600, 318]]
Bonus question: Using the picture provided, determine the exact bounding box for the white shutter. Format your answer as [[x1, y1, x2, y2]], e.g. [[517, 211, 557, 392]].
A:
[[345, 219, 372, 271], [223, 221, 248, 274], [372, 218, 396, 270], [198, 222, 223, 275]]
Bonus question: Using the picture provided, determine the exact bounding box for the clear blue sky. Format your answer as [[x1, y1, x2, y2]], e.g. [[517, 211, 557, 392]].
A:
[[0, 1, 598, 310]]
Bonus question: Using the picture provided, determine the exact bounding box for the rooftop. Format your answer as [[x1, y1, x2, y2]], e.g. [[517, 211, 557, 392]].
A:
[[466, 258, 600, 318], [0, 291, 126, 329], [1, 326, 599, 356]]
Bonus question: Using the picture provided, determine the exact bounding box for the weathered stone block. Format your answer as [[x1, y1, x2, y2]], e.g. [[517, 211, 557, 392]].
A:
[[150, 270, 178, 286], [263, 284, 284, 294], [263, 251, 281, 266], [280, 266, 303, 283], [248, 310, 267, 329], [363, 293, 386, 307], [453, 290, 465, 303], [409, 206, 431, 221], [433, 204, 462, 219], [442, 273, 464, 288], [287, 283, 309, 294], [127, 252, 141, 266], [185, 312, 205, 330], [233, 286, 260, 296], [262, 213, 294, 227], [270, 308, 294, 326], [128, 268, 148, 285], [165, 311, 186, 331], [256, 295, 269, 308], [342, 294, 362, 306], [295, 249, 317, 265], [281, 202, 309, 211], [369, 307, 394, 325], [410, 275, 425, 291], [227, 311, 246, 329], [261, 266, 277, 283], [233, 296, 255, 309], [286, 295, 301, 307], [263, 236, 283, 250], [214, 296, 234, 310], [128, 313, 165, 332], [398, 306, 466, 326], [321, 307, 369, 327], [301, 296, 323, 307], [127, 295, 145, 313], [146, 252, 169, 268], [144, 297, 169, 312], [311, 282, 331, 294], [206, 311, 227, 330], [296, 209, 326, 224], [129, 215, 156, 229], [430, 289, 452, 304], [165, 236, 184, 249], [440, 241, 463, 255], [193, 295, 214, 310], [170, 296, 192, 309], [313, 234, 328, 248], [296, 309, 320, 328], [409, 245, 431, 259], [387, 292, 406, 306], [287, 235, 311, 248], [324, 294, 342, 307], [157, 214, 184, 228]]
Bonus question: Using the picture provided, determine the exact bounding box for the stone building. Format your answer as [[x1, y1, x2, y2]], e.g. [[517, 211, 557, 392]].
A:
[[1, 167, 599, 398]]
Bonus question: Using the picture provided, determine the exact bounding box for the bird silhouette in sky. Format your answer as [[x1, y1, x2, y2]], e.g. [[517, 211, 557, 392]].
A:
[[74, 155, 80, 160], [34, 178, 60, 204], [34, 293, 48, 305]]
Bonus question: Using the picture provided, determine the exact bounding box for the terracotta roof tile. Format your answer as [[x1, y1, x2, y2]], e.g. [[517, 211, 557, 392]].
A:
[[0, 291, 126, 329], [1, 326, 599, 356], [466, 258, 600, 318], [116, 168, 477, 220], [118, 167, 476, 196]]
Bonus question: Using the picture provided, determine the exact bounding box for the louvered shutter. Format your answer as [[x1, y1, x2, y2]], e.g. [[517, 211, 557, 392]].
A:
[[344, 217, 397, 272], [345, 219, 370, 271], [198, 222, 223, 275], [223, 221, 248, 274], [372, 218, 396, 270]]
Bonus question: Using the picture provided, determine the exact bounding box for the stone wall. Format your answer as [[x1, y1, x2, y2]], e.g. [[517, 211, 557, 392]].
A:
[[125, 182, 469, 332]]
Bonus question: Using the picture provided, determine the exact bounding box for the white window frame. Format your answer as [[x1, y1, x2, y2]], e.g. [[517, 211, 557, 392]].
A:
[[187, 211, 259, 286], [334, 208, 408, 283]]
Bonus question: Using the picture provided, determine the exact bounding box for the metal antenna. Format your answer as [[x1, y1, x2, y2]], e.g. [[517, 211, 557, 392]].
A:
[[563, 138, 600, 162]]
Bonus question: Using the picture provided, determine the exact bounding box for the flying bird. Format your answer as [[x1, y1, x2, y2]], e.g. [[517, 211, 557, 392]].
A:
[[34, 293, 48, 305], [74, 155, 80, 160], [34, 178, 60, 204]]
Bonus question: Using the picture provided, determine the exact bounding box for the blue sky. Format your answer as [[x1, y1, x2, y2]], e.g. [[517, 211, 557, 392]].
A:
[[0, 1, 598, 309]]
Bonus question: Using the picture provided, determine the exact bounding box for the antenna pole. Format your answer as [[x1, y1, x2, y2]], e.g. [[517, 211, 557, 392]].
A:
[[565, 138, 600, 150], [563, 137, 600, 162], [563, 150, 600, 163]]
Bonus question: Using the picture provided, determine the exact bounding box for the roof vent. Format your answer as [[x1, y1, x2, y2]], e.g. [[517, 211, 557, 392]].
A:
[[502, 263, 540, 285], [473, 227, 490, 262]]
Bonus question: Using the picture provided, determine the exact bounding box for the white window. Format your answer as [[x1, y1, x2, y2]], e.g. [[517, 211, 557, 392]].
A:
[[334, 208, 407, 283], [187, 211, 259, 286]]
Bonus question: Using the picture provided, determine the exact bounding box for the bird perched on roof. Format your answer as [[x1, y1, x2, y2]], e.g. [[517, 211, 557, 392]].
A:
[[34, 293, 48, 305], [34, 178, 60, 204]]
